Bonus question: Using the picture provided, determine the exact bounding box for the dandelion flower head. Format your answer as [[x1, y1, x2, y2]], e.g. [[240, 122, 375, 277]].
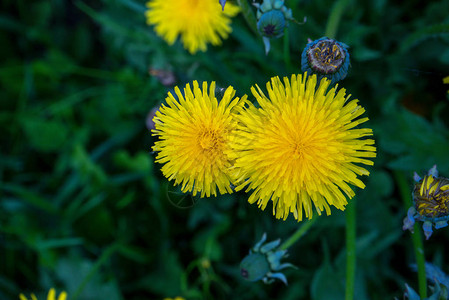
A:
[[152, 81, 247, 197], [20, 288, 67, 300], [145, 0, 240, 54], [230, 73, 376, 221]]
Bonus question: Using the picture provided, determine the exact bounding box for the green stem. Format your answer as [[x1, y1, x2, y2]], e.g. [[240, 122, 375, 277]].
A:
[[72, 243, 119, 300], [237, 0, 258, 36], [279, 216, 317, 250], [324, 0, 351, 39], [283, 27, 291, 70], [394, 170, 427, 298], [345, 199, 356, 300]]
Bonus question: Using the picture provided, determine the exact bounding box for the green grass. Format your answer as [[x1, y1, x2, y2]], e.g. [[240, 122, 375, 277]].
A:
[[1, 0, 449, 299]]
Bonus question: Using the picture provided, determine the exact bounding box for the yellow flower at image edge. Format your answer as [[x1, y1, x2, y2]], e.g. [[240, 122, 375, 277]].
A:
[[20, 288, 67, 300], [163, 297, 185, 300], [145, 0, 240, 54], [444, 76, 449, 93], [152, 81, 247, 197], [230, 73, 376, 221]]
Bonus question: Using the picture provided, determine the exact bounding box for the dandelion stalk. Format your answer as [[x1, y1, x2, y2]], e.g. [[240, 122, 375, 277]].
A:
[[345, 199, 356, 300], [237, 0, 258, 35], [394, 170, 427, 299], [324, 0, 351, 39], [279, 217, 317, 250], [283, 27, 291, 70]]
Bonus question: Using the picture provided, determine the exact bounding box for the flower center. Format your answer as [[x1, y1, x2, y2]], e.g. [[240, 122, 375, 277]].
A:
[[291, 142, 306, 159], [198, 129, 222, 151]]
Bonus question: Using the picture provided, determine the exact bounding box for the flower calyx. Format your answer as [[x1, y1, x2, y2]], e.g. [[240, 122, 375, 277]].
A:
[[240, 233, 296, 285]]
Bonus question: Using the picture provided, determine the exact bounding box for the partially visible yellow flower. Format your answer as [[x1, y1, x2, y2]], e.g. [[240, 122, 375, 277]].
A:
[[163, 297, 185, 300], [152, 81, 247, 197], [145, 0, 240, 54], [414, 173, 449, 219], [230, 73, 376, 221], [403, 165, 449, 239], [19, 288, 67, 300], [443, 76, 449, 94]]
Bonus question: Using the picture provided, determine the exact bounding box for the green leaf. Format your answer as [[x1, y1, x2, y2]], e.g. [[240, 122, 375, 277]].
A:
[[21, 117, 68, 152], [55, 256, 122, 300], [400, 23, 449, 52]]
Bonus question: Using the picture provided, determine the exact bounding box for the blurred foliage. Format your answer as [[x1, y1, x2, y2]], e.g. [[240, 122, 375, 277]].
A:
[[1, 0, 449, 299]]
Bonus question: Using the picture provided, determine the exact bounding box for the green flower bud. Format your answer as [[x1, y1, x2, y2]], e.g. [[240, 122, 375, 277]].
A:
[[239, 233, 296, 285], [254, 0, 297, 54], [240, 253, 271, 282], [257, 10, 286, 38]]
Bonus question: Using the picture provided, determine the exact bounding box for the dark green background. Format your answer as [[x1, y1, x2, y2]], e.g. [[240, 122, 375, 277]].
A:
[[1, 0, 449, 299]]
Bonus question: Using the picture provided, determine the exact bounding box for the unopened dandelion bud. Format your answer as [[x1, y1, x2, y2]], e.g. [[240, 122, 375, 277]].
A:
[[414, 173, 449, 219], [254, 0, 296, 54], [240, 253, 271, 282], [240, 233, 295, 285], [257, 10, 286, 38], [403, 165, 449, 239], [301, 37, 350, 85]]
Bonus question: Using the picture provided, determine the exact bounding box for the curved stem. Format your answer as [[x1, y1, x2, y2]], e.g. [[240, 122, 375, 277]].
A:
[[394, 170, 427, 298], [279, 216, 317, 250], [345, 199, 356, 300], [283, 27, 291, 70], [237, 0, 258, 35], [324, 0, 351, 39]]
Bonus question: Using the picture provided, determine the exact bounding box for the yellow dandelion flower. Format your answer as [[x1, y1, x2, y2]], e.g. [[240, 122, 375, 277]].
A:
[[163, 297, 185, 300], [145, 0, 240, 54], [152, 81, 247, 197], [230, 73, 376, 221], [443, 76, 449, 94], [19, 288, 67, 300]]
